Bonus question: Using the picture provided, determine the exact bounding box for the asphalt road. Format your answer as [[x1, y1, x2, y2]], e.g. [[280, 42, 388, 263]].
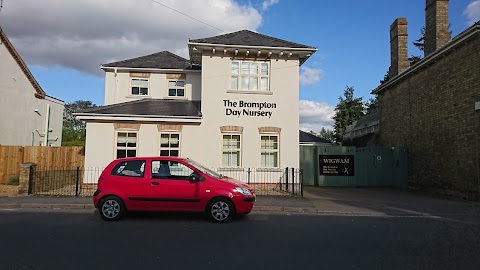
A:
[[0, 209, 479, 270]]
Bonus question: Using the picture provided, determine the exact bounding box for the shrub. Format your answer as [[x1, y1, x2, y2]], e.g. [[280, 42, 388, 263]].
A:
[[7, 175, 19, 186]]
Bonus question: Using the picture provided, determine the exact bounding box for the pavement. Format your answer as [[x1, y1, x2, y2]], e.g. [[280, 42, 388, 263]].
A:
[[1, 186, 479, 219]]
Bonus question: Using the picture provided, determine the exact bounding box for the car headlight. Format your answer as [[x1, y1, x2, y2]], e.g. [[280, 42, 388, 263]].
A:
[[235, 187, 252, 196]]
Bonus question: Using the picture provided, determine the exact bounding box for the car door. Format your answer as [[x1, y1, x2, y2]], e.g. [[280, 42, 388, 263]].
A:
[[148, 159, 203, 211]]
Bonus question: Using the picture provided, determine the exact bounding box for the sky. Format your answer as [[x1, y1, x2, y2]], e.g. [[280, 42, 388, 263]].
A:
[[0, 0, 479, 132]]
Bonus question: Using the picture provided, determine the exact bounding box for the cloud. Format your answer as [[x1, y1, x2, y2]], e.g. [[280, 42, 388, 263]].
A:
[[262, 0, 279, 11], [464, 0, 480, 25], [300, 67, 323, 85], [299, 100, 335, 132], [0, 0, 262, 75]]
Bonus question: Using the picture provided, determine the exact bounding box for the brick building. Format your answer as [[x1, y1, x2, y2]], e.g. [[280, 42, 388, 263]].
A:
[[372, 0, 480, 199]]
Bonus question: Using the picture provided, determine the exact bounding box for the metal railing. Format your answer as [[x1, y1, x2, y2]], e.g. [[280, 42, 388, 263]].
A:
[[28, 167, 303, 197]]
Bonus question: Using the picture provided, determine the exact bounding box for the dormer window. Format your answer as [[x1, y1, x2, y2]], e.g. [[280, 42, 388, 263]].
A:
[[131, 78, 149, 95], [231, 61, 269, 92]]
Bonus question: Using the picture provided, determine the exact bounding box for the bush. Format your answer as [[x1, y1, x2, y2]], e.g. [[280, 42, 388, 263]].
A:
[[7, 175, 19, 186]]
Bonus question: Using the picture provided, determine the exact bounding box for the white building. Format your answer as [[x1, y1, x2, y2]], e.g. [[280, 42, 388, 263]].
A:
[[0, 28, 64, 146], [76, 30, 316, 172]]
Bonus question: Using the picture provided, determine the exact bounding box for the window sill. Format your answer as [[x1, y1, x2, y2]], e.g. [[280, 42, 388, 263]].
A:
[[163, 96, 188, 100], [227, 90, 273, 95], [126, 95, 150, 99]]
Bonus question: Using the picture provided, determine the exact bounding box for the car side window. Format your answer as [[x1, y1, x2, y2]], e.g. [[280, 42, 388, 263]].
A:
[[151, 161, 194, 180], [111, 160, 146, 178]]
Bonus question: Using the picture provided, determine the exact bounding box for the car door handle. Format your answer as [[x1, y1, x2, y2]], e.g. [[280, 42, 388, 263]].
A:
[[151, 182, 159, 186]]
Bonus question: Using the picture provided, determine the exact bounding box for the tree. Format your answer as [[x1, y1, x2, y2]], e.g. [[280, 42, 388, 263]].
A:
[[380, 71, 390, 85], [332, 86, 364, 143], [318, 127, 335, 142], [62, 100, 97, 146], [364, 95, 378, 114]]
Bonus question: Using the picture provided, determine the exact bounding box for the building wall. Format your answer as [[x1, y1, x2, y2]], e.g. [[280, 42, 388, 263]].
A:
[[0, 41, 63, 146], [378, 34, 480, 197], [85, 55, 301, 170], [103, 70, 202, 105]]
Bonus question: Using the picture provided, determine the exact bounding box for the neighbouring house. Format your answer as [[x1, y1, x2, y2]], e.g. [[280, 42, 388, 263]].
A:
[[372, 0, 480, 198], [75, 30, 317, 173], [343, 109, 380, 147], [0, 28, 64, 146], [299, 130, 333, 146]]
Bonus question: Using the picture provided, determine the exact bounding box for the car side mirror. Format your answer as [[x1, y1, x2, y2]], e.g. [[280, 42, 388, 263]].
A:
[[190, 173, 203, 182]]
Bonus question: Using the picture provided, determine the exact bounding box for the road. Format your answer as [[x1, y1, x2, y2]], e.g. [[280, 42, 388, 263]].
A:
[[0, 209, 479, 270]]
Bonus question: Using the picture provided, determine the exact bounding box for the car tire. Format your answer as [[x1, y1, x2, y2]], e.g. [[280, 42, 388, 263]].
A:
[[99, 196, 126, 221], [206, 197, 235, 223]]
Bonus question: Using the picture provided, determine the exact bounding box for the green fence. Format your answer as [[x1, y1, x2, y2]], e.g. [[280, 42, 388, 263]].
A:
[[300, 145, 407, 188]]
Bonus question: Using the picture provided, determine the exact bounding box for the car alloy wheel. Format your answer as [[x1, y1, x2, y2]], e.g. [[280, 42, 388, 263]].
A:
[[99, 196, 125, 221], [208, 198, 234, 223]]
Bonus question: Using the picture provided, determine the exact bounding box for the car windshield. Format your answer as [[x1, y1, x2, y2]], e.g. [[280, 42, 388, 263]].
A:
[[185, 159, 225, 178]]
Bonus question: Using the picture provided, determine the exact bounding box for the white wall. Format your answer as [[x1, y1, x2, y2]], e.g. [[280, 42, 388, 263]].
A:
[[85, 54, 300, 170], [0, 41, 64, 146], [104, 70, 202, 105]]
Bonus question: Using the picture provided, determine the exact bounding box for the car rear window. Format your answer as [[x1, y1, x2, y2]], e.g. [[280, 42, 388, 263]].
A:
[[111, 160, 146, 178]]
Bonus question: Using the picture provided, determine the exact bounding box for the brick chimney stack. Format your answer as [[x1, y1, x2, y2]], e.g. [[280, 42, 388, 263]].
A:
[[424, 0, 451, 56], [389, 18, 410, 78]]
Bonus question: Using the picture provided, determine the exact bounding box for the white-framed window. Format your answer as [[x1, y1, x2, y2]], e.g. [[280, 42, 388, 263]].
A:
[[131, 78, 149, 95], [168, 80, 185, 97], [231, 61, 269, 91], [222, 134, 241, 167], [260, 135, 279, 168], [116, 131, 138, 158], [160, 133, 180, 157]]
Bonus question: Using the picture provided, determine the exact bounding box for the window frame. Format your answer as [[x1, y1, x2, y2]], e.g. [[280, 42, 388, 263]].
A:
[[167, 79, 186, 97], [260, 134, 279, 168], [130, 78, 149, 96], [115, 131, 138, 159], [222, 134, 242, 168], [159, 133, 181, 157], [230, 60, 270, 92]]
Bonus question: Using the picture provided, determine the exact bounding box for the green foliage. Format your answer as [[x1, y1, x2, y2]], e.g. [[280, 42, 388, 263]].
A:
[[318, 127, 335, 142], [7, 175, 19, 186], [62, 100, 97, 146], [380, 71, 390, 85], [408, 55, 423, 66], [309, 128, 335, 143], [413, 26, 426, 51], [332, 86, 364, 143], [364, 95, 378, 115]]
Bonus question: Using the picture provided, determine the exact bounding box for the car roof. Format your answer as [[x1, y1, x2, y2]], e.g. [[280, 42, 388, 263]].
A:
[[114, 157, 188, 162]]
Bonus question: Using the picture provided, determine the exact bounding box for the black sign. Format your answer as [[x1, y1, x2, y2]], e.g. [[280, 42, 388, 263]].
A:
[[319, 155, 354, 176]]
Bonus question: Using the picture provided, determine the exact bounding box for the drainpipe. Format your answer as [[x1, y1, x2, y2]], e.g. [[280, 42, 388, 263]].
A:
[[44, 103, 50, 146], [475, 101, 480, 197]]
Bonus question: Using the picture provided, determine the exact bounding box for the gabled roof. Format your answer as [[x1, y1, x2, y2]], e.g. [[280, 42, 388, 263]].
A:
[[0, 28, 46, 99], [299, 130, 332, 144], [102, 51, 199, 70], [77, 99, 202, 118], [189, 30, 315, 49]]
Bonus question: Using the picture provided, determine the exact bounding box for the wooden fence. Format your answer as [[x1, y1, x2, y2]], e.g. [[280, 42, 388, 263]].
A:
[[0, 146, 85, 184]]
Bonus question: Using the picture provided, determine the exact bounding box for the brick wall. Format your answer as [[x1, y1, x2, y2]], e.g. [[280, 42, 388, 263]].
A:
[[378, 32, 480, 198]]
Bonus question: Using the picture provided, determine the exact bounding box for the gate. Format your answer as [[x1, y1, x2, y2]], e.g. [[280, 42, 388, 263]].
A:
[[300, 145, 407, 188]]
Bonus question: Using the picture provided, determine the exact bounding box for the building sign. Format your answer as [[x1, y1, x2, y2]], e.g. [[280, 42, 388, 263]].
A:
[[319, 155, 354, 176], [223, 99, 276, 118]]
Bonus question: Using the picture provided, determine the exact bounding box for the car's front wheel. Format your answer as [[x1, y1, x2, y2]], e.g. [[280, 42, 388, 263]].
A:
[[99, 196, 125, 221], [206, 197, 235, 223]]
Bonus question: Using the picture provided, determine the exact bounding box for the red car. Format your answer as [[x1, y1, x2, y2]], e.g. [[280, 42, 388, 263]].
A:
[[93, 157, 255, 222]]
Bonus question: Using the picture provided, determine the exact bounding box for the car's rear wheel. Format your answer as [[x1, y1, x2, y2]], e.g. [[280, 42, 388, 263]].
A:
[[206, 197, 235, 223], [99, 196, 125, 221]]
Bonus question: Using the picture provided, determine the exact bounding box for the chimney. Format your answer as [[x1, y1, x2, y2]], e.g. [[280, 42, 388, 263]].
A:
[[389, 18, 410, 78], [424, 0, 451, 56]]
